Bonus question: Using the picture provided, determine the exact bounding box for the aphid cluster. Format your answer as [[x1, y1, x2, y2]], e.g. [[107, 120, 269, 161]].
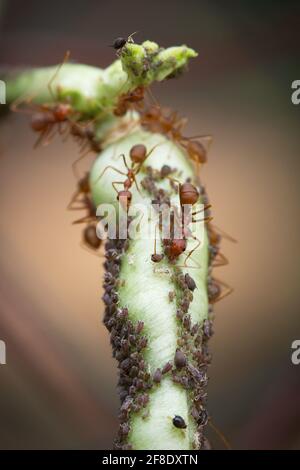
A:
[[102, 237, 154, 450], [171, 268, 213, 448]]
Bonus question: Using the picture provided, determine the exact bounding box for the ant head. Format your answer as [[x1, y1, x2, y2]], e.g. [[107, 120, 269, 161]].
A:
[[129, 144, 147, 164], [164, 238, 187, 260], [54, 103, 72, 121], [179, 183, 199, 206], [117, 190, 132, 210], [127, 86, 144, 102], [145, 105, 161, 120], [83, 224, 101, 250]]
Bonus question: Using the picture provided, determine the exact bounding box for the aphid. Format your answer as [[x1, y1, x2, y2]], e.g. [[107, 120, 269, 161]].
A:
[[161, 361, 173, 374], [172, 415, 187, 429], [113, 37, 128, 50], [174, 349, 187, 369], [153, 368, 162, 383], [185, 273, 197, 291], [136, 320, 144, 334], [111, 32, 137, 54]]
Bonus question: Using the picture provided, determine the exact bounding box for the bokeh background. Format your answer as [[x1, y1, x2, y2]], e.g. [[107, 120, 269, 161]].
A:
[[0, 0, 299, 450]]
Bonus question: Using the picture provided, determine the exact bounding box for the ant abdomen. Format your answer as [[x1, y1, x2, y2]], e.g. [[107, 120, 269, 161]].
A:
[[83, 224, 101, 250]]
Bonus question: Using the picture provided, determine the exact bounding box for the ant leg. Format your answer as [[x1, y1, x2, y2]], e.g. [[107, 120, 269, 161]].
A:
[[183, 235, 202, 268], [112, 181, 125, 193], [212, 252, 229, 268], [79, 241, 104, 258], [212, 277, 233, 303], [192, 216, 213, 224], [127, 31, 138, 43], [95, 165, 127, 183], [41, 124, 58, 146], [166, 175, 181, 188], [132, 173, 142, 195], [72, 149, 93, 179], [10, 95, 39, 114], [67, 189, 86, 210], [33, 124, 54, 148], [192, 204, 212, 216], [209, 223, 237, 243], [153, 224, 158, 256], [47, 50, 70, 101], [72, 215, 96, 225], [208, 420, 231, 450], [117, 153, 130, 171], [145, 86, 160, 108]]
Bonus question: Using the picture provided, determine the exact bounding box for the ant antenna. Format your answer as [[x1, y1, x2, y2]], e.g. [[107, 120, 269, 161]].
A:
[[48, 50, 71, 100], [127, 31, 138, 42], [208, 420, 231, 450]]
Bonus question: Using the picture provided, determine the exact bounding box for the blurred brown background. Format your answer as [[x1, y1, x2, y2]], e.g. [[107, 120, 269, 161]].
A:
[[0, 0, 299, 450]]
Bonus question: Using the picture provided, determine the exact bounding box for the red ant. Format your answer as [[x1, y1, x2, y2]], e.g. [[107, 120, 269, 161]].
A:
[[96, 143, 159, 211], [73, 195, 102, 254], [67, 174, 102, 253], [140, 105, 212, 171], [152, 180, 212, 267], [11, 51, 85, 148], [114, 86, 145, 117]]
